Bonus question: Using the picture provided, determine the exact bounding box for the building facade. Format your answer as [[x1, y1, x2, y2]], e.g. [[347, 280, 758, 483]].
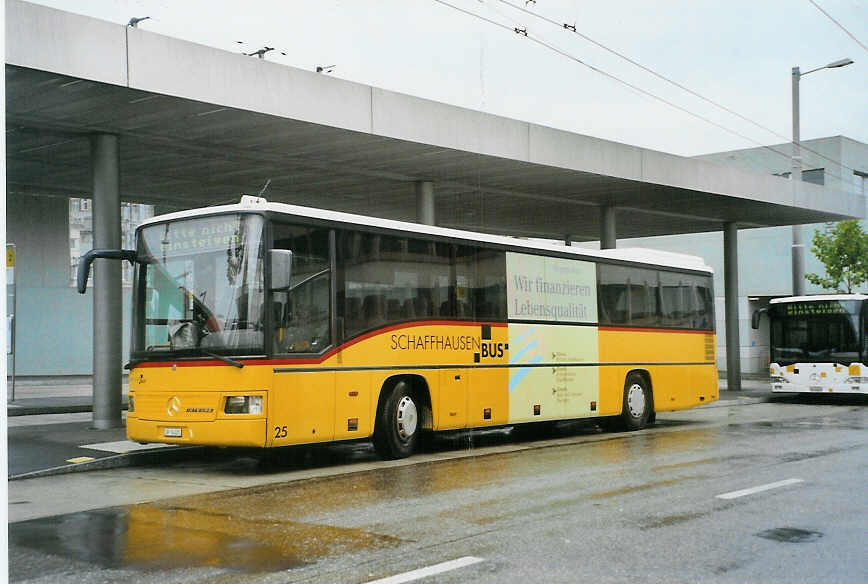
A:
[[615, 136, 868, 373]]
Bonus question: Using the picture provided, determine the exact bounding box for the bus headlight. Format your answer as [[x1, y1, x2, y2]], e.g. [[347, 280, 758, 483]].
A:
[[224, 395, 263, 415]]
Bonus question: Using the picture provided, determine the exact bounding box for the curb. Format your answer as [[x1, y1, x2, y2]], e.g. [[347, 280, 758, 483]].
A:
[[8, 405, 95, 417], [9, 445, 206, 481], [7, 404, 129, 417], [700, 397, 767, 408]]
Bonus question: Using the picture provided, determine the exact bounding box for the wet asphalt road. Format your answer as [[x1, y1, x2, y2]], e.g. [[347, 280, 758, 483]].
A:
[[9, 396, 868, 583]]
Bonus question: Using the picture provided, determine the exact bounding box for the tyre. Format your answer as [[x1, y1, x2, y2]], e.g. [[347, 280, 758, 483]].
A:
[[372, 380, 420, 459], [620, 372, 652, 431]]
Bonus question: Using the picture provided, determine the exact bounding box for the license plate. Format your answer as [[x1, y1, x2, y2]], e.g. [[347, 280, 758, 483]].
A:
[[809, 386, 824, 392], [164, 427, 182, 437]]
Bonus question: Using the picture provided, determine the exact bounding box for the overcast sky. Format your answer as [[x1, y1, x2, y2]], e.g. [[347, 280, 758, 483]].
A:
[[31, 0, 868, 164]]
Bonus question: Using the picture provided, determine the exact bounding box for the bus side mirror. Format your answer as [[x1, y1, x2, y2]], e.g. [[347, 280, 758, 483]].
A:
[[270, 249, 293, 290], [77, 249, 137, 294], [751, 308, 767, 330]]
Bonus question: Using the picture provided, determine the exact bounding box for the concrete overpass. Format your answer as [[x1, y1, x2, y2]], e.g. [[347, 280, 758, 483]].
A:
[[5, 0, 865, 427]]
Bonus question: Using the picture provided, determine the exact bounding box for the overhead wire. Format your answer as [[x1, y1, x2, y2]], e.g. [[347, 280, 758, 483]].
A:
[[432, 1, 790, 158], [432, 0, 854, 184], [490, 0, 859, 180], [808, 0, 868, 55]]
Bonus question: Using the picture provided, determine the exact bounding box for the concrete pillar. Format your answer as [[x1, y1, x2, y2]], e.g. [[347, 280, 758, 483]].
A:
[[415, 181, 435, 225], [791, 224, 805, 296], [91, 134, 123, 429], [723, 222, 741, 391], [600, 205, 616, 249]]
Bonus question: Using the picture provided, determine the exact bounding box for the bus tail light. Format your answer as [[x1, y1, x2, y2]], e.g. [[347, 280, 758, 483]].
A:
[[225, 396, 263, 415]]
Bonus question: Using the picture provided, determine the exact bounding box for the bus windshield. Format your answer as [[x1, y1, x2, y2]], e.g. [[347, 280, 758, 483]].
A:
[[132, 214, 265, 358], [770, 300, 862, 366]]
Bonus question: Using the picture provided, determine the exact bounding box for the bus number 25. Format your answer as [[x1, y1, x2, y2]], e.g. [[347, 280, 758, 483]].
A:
[[274, 425, 287, 439]]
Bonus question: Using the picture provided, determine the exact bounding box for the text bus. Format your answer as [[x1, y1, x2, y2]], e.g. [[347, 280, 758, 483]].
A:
[[79, 196, 718, 458]]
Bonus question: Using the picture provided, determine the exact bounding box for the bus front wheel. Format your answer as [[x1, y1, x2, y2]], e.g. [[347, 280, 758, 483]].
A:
[[620, 372, 652, 431], [373, 380, 420, 459]]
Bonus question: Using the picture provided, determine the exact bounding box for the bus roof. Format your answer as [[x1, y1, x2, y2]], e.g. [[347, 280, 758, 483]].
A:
[[770, 294, 868, 304], [139, 196, 713, 274]]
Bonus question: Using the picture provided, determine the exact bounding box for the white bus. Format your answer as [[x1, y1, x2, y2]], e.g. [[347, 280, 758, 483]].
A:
[[755, 295, 868, 394]]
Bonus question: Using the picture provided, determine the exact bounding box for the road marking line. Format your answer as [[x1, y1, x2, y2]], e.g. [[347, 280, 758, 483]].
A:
[[363, 556, 484, 584], [716, 478, 804, 500], [66, 456, 95, 464]]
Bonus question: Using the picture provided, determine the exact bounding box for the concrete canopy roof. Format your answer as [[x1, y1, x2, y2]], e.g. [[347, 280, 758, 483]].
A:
[[6, 0, 865, 242]]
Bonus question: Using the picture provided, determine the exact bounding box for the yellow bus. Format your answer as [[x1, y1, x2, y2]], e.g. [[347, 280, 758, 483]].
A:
[[78, 195, 718, 459]]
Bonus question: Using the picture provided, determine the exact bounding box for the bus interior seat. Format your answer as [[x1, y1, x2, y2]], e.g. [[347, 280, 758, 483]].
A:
[[363, 294, 385, 326], [386, 298, 403, 321]]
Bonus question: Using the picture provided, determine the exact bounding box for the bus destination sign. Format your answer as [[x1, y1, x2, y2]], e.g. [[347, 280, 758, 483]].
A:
[[784, 301, 850, 317]]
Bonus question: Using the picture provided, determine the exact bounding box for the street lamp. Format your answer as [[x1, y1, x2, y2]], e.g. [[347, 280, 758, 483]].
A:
[[791, 57, 854, 296]]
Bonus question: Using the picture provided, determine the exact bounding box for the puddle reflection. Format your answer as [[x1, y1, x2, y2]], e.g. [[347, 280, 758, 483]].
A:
[[11, 504, 402, 575]]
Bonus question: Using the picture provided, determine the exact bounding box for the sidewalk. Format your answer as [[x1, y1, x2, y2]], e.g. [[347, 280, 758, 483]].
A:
[[7, 375, 129, 416], [717, 374, 773, 402], [6, 374, 774, 480], [6, 376, 174, 480]]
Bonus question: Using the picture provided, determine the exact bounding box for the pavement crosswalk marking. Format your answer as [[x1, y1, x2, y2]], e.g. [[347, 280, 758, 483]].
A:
[[79, 440, 175, 454]]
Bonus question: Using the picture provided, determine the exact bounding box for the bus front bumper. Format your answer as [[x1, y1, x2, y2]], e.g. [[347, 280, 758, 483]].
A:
[[127, 416, 267, 448], [771, 383, 868, 394]]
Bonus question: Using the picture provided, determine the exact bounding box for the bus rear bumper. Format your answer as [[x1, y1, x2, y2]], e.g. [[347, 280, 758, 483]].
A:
[[127, 417, 267, 448]]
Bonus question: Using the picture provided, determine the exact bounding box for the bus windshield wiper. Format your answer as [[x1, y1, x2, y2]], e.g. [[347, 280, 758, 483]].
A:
[[201, 350, 244, 368]]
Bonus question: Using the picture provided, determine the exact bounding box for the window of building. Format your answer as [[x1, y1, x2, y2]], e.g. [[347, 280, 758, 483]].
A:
[[69, 198, 154, 287], [773, 168, 825, 185], [854, 171, 867, 197]]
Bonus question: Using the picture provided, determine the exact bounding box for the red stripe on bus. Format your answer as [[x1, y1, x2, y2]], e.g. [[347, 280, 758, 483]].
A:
[[598, 326, 713, 335], [134, 320, 508, 369]]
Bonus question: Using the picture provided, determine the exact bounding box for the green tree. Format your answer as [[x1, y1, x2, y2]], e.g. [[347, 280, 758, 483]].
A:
[[805, 220, 868, 293]]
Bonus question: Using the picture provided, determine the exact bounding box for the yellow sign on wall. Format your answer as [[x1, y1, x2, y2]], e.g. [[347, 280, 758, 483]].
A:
[[6, 247, 14, 268]]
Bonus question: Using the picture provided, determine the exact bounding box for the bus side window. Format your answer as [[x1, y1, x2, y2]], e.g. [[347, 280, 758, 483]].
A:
[[341, 231, 451, 337], [863, 310, 868, 359], [475, 249, 507, 321], [272, 223, 331, 354], [598, 264, 629, 325]]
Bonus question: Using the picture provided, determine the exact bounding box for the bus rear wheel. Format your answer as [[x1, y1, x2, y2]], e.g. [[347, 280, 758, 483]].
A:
[[373, 380, 420, 459], [620, 372, 652, 431]]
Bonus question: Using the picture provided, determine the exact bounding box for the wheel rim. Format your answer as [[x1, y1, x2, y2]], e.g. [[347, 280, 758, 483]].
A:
[[626, 383, 646, 418], [396, 395, 418, 441]]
